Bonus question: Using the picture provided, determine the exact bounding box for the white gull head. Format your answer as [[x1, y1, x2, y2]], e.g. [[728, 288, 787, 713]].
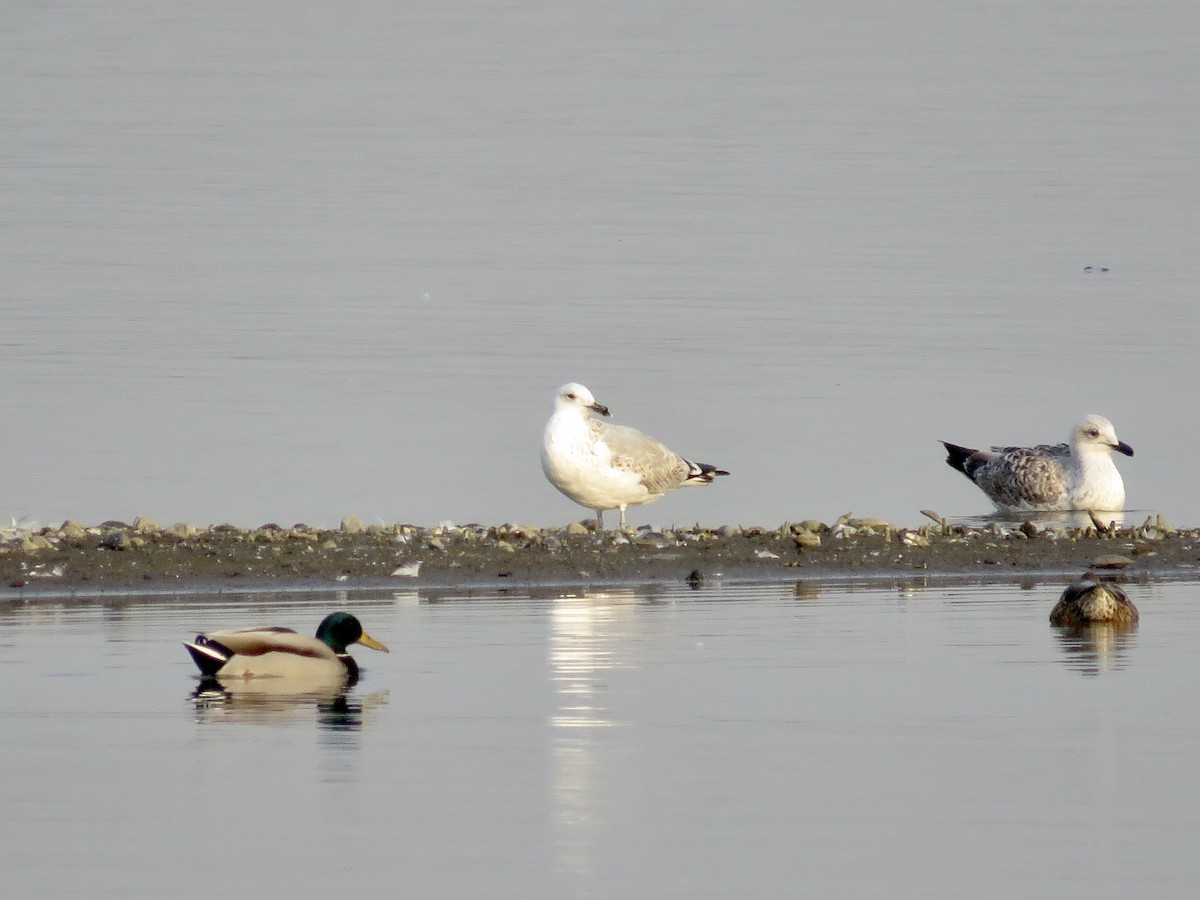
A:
[[550, 382, 611, 420], [1071, 414, 1134, 459]]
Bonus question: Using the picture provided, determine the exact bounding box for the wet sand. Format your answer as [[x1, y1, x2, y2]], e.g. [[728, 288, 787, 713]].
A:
[[2, 514, 1197, 595]]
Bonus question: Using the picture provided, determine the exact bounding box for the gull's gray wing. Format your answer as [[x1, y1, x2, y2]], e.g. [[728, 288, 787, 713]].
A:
[[590, 420, 690, 494], [973, 447, 1070, 507]]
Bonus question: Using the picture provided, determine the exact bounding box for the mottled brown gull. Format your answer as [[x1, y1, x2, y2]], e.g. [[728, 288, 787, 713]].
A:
[[942, 414, 1133, 512], [541, 382, 729, 531]]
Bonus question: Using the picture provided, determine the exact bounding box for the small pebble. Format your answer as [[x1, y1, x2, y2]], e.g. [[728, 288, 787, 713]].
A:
[[101, 531, 132, 551], [59, 520, 88, 540]]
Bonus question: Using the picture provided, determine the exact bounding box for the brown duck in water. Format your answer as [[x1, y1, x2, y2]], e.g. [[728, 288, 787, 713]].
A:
[[1049, 574, 1139, 626]]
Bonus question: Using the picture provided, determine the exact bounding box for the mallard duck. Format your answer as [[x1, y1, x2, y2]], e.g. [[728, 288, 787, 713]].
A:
[[184, 612, 389, 684], [1049, 574, 1139, 626]]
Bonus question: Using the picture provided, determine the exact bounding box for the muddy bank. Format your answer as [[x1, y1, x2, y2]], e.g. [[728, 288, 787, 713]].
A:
[[2, 513, 1198, 595]]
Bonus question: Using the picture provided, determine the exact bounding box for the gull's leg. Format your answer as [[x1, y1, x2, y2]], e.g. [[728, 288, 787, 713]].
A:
[[594, 509, 604, 532]]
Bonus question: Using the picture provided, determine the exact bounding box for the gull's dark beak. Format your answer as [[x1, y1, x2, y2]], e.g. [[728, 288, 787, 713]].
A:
[[1114, 441, 1134, 457], [589, 402, 611, 417]]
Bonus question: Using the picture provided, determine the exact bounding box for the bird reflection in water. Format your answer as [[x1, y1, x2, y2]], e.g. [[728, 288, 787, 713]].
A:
[[956, 509, 1127, 531], [1053, 624, 1137, 676], [190, 677, 389, 732]]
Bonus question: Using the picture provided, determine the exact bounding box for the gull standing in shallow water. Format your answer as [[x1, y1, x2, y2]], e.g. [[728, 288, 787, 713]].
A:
[[541, 382, 729, 531], [941, 414, 1134, 512]]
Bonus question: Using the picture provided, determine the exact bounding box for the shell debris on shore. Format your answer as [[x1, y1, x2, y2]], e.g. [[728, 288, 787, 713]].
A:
[[0, 514, 1198, 589]]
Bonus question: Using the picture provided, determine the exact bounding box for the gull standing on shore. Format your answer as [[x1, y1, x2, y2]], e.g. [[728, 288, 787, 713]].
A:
[[541, 382, 729, 531], [941, 414, 1134, 512]]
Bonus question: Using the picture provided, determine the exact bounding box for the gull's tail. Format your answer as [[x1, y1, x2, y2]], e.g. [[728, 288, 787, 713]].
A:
[[683, 460, 730, 485], [941, 441, 980, 476]]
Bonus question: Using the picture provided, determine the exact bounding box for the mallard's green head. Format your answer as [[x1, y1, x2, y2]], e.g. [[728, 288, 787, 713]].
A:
[[315, 612, 390, 655]]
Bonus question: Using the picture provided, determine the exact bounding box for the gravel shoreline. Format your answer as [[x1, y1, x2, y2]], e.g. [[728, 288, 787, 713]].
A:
[[2, 513, 1197, 595]]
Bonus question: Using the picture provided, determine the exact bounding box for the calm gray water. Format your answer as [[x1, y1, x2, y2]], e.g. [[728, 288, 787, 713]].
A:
[[3, 2, 1198, 531], [2, 578, 1199, 898]]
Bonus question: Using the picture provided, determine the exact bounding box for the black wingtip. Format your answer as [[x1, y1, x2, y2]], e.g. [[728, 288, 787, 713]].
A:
[[690, 462, 730, 482], [941, 441, 977, 475]]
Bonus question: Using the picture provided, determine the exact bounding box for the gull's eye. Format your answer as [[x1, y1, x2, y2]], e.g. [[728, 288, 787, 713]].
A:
[[566, 392, 576, 400], [1086, 429, 1099, 437]]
